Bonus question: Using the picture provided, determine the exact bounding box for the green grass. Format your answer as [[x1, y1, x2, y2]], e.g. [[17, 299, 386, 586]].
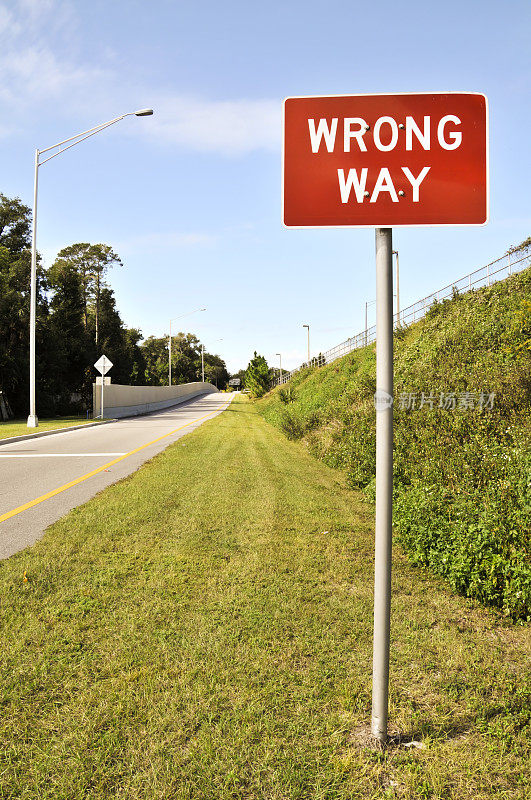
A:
[[0, 417, 98, 440], [0, 396, 529, 799]]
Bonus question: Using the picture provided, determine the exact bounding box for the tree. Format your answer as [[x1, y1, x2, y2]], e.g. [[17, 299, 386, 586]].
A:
[[0, 243, 27, 413], [0, 193, 50, 415], [203, 352, 230, 389], [50, 246, 144, 394], [0, 194, 33, 256], [172, 332, 202, 384], [245, 352, 270, 398], [50, 243, 122, 344], [123, 328, 146, 386], [141, 336, 170, 386], [507, 235, 531, 257], [48, 261, 92, 411], [142, 332, 201, 386], [139, 333, 230, 389], [97, 287, 133, 385]]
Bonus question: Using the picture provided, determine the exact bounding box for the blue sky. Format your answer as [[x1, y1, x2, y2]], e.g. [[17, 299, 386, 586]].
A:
[[0, 0, 529, 372]]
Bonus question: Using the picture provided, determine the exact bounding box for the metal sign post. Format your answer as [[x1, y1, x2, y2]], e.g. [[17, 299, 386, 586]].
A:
[[94, 355, 113, 419], [282, 91, 488, 746], [372, 228, 394, 744]]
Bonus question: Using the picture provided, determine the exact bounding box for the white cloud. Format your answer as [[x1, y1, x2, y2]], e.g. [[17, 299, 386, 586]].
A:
[[0, 46, 109, 107], [0, 5, 17, 36], [143, 95, 280, 155], [0, 0, 108, 109], [0, 0, 281, 155], [8, 0, 75, 36]]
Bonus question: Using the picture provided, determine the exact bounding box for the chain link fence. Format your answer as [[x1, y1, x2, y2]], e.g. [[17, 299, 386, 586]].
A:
[[274, 247, 530, 386]]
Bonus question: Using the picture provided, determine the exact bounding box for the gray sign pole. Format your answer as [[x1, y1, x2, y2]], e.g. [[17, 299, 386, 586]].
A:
[[101, 358, 105, 419], [100, 356, 109, 419], [371, 227, 394, 745]]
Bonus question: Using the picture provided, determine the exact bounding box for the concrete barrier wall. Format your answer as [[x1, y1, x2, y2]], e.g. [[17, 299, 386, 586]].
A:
[[93, 382, 219, 419]]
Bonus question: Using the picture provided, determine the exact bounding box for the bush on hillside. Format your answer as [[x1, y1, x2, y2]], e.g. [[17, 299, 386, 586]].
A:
[[278, 386, 296, 404]]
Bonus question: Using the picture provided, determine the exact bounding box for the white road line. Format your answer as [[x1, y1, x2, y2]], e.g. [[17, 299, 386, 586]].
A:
[[0, 453, 127, 458]]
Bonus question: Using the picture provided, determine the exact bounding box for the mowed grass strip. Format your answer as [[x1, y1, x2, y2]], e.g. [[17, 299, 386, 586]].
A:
[[0, 396, 529, 800], [0, 417, 99, 441]]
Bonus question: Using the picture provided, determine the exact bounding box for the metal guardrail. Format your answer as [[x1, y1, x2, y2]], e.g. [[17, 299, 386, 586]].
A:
[[274, 248, 530, 386]]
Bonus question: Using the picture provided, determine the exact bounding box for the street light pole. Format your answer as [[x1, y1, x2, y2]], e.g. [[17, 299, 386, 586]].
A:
[[27, 149, 39, 427], [276, 352, 282, 383], [303, 324, 310, 365], [27, 108, 154, 428]]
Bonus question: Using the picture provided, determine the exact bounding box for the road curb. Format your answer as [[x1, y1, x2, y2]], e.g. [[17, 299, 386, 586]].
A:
[[0, 419, 118, 448]]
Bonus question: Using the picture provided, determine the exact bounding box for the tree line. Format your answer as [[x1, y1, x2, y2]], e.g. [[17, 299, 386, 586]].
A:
[[0, 193, 229, 417]]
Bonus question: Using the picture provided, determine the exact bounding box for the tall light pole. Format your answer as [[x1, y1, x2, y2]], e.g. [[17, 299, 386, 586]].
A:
[[392, 250, 400, 325], [303, 324, 310, 365], [276, 353, 282, 383], [168, 307, 206, 386], [27, 108, 154, 428]]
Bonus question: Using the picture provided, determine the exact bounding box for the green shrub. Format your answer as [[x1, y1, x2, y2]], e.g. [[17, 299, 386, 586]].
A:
[[279, 409, 306, 440], [278, 386, 296, 404]]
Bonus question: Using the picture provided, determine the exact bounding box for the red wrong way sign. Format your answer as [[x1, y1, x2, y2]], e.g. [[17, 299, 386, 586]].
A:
[[283, 92, 488, 227]]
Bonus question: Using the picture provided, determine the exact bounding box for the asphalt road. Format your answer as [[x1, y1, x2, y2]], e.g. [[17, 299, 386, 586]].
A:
[[0, 391, 233, 561]]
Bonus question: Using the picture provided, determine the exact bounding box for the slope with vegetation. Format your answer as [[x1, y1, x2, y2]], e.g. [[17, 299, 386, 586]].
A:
[[258, 266, 531, 620]]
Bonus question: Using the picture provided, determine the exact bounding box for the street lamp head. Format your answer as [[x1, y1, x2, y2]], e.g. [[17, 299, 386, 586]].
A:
[[303, 324, 309, 329], [134, 108, 154, 116]]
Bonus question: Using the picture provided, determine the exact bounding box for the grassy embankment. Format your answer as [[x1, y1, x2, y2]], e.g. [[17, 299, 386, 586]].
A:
[[0, 417, 97, 441], [258, 267, 531, 620], [0, 395, 529, 799]]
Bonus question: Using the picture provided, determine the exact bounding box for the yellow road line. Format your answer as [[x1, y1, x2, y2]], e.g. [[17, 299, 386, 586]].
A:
[[0, 396, 232, 525]]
